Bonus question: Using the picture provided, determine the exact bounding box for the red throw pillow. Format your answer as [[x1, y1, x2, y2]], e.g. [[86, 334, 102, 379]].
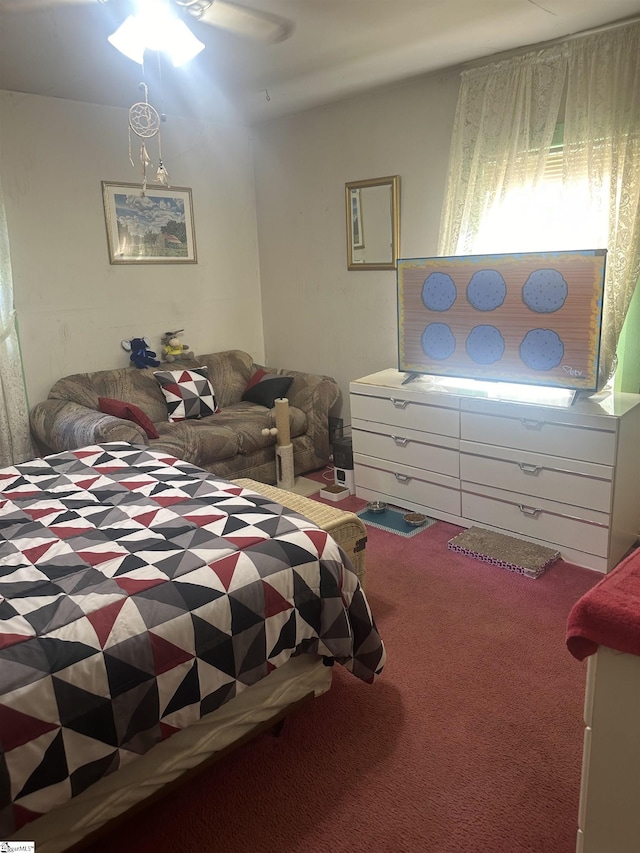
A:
[[243, 368, 268, 393], [98, 397, 159, 440]]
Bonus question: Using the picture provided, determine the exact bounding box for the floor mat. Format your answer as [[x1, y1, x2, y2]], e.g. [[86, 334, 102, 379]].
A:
[[357, 506, 436, 538], [448, 526, 560, 578]]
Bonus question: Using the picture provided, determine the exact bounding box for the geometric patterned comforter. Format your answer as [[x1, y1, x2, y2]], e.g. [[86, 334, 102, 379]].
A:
[[0, 443, 385, 836]]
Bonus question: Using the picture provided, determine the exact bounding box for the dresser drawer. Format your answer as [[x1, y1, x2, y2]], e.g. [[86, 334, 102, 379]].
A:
[[351, 393, 459, 437], [460, 410, 616, 465], [461, 483, 609, 556], [354, 454, 461, 516], [353, 425, 459, 477], [460, 441, 613, 512]]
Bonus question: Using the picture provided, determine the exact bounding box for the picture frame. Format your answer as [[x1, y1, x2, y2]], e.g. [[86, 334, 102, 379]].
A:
[[101, 181, 197, 264], [350, 187, 365, 250]]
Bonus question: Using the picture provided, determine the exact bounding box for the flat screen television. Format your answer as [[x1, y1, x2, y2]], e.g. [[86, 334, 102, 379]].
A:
[[397, 248, 606, 393]]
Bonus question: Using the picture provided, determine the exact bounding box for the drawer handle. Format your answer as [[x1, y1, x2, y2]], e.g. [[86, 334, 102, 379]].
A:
[[518, 462, 541, 474], [518, 504, 542, 516], [390, 398, 409, 409], [395, 473, 412, 484], [520, 418, 545, 430], [391, 435, 409, 447]]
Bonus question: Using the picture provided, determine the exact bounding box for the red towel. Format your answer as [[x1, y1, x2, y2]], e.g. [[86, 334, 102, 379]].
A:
[[566, 546, 640, 660]]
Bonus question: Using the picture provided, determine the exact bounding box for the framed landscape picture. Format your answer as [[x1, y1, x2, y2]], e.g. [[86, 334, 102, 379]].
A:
[[102, 182, 197, 264]]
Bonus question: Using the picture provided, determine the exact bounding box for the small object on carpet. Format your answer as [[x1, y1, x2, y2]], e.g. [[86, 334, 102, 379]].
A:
[[448, 526, 560, 578], [319, 484, 350, 502], [357, 505, 436, 538], [367, 501, 388, 514], [404, 512, 428, 526]]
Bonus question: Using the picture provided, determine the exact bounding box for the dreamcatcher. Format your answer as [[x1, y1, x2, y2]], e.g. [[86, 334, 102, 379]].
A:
[[128, 83, 170, 193]]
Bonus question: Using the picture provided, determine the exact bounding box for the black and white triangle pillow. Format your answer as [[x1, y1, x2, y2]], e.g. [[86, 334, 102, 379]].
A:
[[154, 366, 219, 422]]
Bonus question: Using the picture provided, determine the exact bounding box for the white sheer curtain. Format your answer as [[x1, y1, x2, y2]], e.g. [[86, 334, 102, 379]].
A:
[[438, 22, 640, 388], [0, 175, 34, 465], [564, 24, 640, 388], [438, 46, 566, 256]]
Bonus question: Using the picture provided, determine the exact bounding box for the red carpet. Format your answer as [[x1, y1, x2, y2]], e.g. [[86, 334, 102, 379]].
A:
[[88, 495, 599, 853]]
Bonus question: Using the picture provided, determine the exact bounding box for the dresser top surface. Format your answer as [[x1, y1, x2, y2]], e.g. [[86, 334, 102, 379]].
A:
[[351, 369, 640, 419]]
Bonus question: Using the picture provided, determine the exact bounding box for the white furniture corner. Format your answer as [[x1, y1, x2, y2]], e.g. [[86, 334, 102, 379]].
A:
[[576, 646, 640, 853], [350, 369, 640, 572]]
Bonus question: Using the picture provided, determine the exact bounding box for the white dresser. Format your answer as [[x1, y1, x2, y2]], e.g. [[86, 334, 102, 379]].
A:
[[350, 369, 640, 572], [576, 647, 640, 853], [567, 545, 640, 853]]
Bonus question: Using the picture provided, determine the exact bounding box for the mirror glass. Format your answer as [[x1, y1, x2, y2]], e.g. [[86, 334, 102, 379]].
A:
[[345, 176, 400, 270]]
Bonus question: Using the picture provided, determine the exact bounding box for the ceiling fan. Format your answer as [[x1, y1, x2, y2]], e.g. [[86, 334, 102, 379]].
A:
[[1, 0, 295, 45]]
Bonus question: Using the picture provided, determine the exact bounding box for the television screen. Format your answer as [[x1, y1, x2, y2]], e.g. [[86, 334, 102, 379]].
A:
[[397, 249, 606, 392]]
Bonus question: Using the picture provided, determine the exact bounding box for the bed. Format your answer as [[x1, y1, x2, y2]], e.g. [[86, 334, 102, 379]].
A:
[[0, 442, 385, 851]]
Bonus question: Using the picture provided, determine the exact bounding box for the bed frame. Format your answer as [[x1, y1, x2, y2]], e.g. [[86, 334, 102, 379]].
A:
[[11, 656, 333, 853]]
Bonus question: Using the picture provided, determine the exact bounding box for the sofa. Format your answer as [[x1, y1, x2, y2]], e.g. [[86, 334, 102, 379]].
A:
[[29, 350, 340, 483]]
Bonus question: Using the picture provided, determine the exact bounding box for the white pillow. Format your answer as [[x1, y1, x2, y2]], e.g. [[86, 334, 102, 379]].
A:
[[154, 366, 219, 422]]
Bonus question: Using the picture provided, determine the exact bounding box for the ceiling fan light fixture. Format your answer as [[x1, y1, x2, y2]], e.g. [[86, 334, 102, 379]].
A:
[[108, 15, 147, 65], [164, 19, 205, 67], [107, 2, 205, 67]]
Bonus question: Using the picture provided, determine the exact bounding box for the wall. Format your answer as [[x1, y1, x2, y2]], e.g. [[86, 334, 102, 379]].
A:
[[5, 66, 632, 421], [252, 70, 461, 425], [0, 90, 265, 406], [615, 282, 640, 394]]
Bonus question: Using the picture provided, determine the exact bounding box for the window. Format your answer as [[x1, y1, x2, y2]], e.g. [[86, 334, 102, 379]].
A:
[[473, 125, 607, 255]]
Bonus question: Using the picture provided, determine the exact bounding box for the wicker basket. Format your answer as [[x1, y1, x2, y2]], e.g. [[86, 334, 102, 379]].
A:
[[231, 478, 367, 587]]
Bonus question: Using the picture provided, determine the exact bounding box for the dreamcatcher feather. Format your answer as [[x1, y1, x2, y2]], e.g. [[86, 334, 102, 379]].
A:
[[128, 83, 170, 194]]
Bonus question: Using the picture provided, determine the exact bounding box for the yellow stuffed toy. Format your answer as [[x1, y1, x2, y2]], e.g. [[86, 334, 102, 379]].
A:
[[161, 330, 194, 363]]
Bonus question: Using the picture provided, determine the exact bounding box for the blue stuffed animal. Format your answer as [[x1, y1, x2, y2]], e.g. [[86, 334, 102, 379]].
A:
[[121, 337, 161, 369]]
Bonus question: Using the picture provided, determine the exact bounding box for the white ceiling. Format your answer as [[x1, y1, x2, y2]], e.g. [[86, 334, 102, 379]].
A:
[[1, 0, 640, 125]]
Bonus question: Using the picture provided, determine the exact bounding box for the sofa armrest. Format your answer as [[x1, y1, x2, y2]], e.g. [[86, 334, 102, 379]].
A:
[[30, 399, 148, 456], [264, 366, 340, 461]]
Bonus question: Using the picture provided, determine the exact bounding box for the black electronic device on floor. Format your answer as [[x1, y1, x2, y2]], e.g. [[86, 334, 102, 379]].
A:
[[333, 436, 355, 494]]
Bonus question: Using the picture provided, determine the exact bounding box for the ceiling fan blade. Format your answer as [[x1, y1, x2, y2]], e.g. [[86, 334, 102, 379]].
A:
[[1, 0, 93, 10], [198, 0, 294, 43], [1, 0, 294, 44]]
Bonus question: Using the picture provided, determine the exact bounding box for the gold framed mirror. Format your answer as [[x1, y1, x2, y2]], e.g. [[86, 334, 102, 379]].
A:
[[345, 175, 400, 270]]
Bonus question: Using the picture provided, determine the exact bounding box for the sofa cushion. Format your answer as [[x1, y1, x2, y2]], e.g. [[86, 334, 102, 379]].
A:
[[154, 367, 219, 422], [152, 401, 301, 468], [98, 397, 159, 439], [48, 366, 171, 424], [154, 418, 240, 466], [196, 350, 254, 408], [241, 374, 293, 408], [216, 402, 307, 456]]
